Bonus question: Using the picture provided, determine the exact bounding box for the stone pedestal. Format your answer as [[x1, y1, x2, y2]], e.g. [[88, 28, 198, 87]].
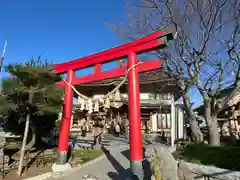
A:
[[52, 163, 72, 172]]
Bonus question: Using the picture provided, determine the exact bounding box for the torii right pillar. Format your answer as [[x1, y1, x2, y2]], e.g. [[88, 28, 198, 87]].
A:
[[128, 52, 144, 179]]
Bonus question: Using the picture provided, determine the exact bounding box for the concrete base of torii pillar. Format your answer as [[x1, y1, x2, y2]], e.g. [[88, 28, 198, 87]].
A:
[[52, 163, 72, 172]]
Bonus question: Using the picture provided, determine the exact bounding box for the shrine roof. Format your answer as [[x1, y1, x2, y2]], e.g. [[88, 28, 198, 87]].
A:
[[194, 84, 240, 118], [74, 67, 181, 100]]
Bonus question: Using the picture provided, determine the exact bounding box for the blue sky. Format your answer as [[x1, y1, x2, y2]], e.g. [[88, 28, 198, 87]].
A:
[[0, 0, 126, 76], [0, 0, 204, 107]]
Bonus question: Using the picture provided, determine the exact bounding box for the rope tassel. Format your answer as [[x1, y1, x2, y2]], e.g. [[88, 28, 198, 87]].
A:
[[114, 90, 121, 101], [62, 62, 142, 112], [104, 98, 110, 109]]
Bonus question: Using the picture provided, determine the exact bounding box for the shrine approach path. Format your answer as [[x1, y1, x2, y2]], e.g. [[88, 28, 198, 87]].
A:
[[53, 135, 151, 180]]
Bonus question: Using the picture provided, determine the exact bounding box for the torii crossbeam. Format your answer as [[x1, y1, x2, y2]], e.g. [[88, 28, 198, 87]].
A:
[[53, 31, 173, 179]]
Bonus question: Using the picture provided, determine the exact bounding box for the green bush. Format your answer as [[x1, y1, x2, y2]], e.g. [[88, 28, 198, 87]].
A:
[[173, 143, 240, 171]]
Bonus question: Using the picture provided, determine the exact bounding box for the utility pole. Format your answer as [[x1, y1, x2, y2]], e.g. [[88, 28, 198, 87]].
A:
[[0, 41, 7, 177], [0, 41, 8, 94], [0, 41, 7, 71]]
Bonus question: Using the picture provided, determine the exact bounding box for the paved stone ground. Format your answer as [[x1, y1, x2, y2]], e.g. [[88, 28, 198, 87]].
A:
[[52, 135, 152, 180]]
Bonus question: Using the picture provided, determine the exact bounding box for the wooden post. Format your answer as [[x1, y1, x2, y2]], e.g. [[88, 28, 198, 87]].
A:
[[23, 151, 30, 175], [171, 95, 176, 146]]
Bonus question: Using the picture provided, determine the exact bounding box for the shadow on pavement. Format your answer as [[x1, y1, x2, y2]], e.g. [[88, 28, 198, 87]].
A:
[[109, 135, 153, 146], [101, 146, 152, 180], [121, 148, 152, 179], [101, 146, 132, 179]]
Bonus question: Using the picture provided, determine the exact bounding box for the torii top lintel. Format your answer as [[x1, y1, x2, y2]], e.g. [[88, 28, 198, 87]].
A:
[[54, 31, 173, 74]]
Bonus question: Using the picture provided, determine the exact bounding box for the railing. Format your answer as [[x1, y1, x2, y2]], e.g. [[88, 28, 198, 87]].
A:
[[148, 93, 173, 100], [186, 163, 240, 180], [193, 171, 227, 180], [69, 137, 110, 150]]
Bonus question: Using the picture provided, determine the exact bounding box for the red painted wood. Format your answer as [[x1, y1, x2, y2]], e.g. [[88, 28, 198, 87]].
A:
[[58, 70, 74, 153], [54, 33, 167, 73], [56, 60, 162, 87], [128, 52, 143, 161], [55, 30, 174, 174], [54, 31, 166, 69], [94, 64, 101, 74]]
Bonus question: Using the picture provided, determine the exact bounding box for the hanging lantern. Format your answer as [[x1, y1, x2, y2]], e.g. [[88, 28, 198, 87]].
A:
[[104, 97, 110, 109], [94, 100, 99, 112], [114, 90, 121, 101]]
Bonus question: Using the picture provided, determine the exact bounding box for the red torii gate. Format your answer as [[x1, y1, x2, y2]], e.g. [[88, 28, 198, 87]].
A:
[[54, 31, 173, 178]]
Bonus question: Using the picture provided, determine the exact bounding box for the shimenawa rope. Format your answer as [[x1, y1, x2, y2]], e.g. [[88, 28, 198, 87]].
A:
[[63, 62, 143, 103]]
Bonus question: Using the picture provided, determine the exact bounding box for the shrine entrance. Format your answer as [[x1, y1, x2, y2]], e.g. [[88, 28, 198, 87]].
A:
[[53, 31, 173, 178]]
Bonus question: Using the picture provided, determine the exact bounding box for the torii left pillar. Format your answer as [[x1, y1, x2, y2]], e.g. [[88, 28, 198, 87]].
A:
[[53, 70, 74, 170]]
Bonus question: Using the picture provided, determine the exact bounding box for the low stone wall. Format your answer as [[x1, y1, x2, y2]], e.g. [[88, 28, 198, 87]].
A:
[[146, 144, 240, 180], [186, 162, 240, 180]]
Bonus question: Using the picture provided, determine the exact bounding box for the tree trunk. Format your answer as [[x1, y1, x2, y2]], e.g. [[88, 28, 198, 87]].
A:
[[189, 118, 203, 143], [204, 101, 220, 146], [24, 122, 36, 150], [182, 93, 203, 143], [17, 92, 33, 176], [17, 112, 31, 176], [208, 118, 220, 146]]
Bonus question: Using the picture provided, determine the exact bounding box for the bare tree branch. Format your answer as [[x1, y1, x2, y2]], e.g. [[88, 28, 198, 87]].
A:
[[109, 0, 240, 145]]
